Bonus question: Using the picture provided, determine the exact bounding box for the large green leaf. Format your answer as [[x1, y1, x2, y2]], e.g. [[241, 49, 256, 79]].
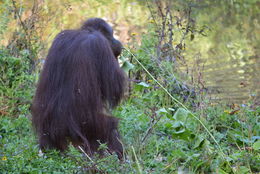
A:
[[253, 140, 260, 150], [173, 108, 198, 132]]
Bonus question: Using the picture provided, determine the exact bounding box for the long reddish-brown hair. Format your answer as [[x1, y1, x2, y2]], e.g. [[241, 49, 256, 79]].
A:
[[31, 18, 126, 158]]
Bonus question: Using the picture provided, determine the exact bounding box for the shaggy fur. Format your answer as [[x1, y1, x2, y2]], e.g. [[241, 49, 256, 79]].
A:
[[31, 18, 126, 158]]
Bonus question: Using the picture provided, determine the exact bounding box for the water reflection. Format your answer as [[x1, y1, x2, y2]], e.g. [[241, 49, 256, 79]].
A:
[[200, 55, 259, 103]]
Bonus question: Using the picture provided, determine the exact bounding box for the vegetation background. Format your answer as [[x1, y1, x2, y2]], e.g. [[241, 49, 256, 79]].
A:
[[0, 0, 259, 173]]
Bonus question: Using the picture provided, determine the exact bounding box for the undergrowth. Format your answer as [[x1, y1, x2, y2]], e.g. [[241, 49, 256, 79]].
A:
[[0, 60, 259, 173], [0, 1, 259, 172]]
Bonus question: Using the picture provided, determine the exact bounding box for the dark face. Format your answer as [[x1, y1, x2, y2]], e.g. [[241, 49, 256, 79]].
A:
[[81, 18, 122, 58], [109, 37, 122, 58]]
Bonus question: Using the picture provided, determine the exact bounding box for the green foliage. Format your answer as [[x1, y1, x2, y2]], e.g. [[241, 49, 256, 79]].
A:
[[0, 115, 81, 173], [0, 0, 12, 37], [115, 97, 260, 173], [0, 49, 34, 116], [0, 0, 259, 173], [1, 100, 259, 173]]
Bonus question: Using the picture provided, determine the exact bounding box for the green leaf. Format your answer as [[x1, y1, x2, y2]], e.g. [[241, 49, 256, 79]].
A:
[[252, 140, 260, 150], [137, 82, 150, 88], [168, 108, 175, 112], [173, 108, 198, 131], [171, 121, 183, 128], [173, 108, 189, 121], [134, 82, 150, 91], [173, 127, 186, 134], [235, 166, 250, 174], [172, 129, 191, 141], [156, 108, 168, 115], [121, 61, 134, 72], [218, 169, 229, 174], [164, 122, 172, 129], [193, 136, 205, 149], [228, 130, 253, 144]]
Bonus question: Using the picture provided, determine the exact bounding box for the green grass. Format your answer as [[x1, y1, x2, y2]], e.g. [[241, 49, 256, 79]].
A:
[[0, 40, 259, 173], [0, 90, 259, 173]]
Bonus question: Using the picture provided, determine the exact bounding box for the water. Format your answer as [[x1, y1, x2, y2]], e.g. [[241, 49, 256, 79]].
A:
[[202, 55, 260, 103], [181, 2, 260, 105]]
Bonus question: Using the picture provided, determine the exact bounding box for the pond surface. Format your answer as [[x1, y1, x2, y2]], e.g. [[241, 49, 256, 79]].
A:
[[200, 54, 260, 104], [181, 3, 260, 105]]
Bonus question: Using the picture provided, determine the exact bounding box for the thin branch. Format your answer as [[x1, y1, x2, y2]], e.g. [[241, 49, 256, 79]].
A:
[[11, 0, 28, 36]]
